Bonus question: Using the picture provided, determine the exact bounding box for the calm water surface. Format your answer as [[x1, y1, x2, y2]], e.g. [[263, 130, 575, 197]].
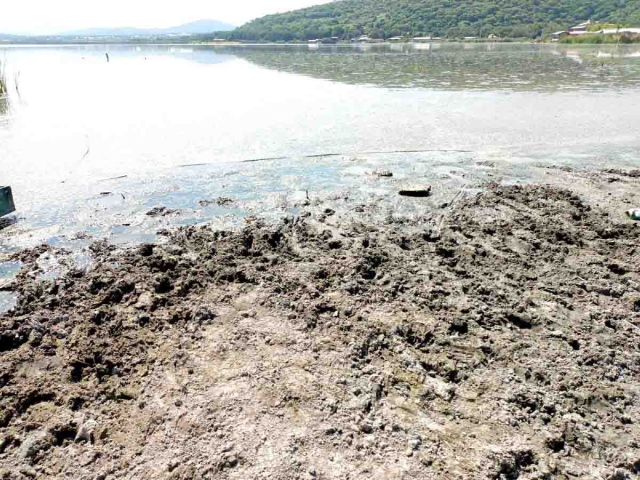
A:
[[0, 43, 639, 258]]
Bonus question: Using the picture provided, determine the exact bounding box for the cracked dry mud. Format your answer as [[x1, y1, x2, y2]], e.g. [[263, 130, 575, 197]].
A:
[[1, 179, 640, 480]]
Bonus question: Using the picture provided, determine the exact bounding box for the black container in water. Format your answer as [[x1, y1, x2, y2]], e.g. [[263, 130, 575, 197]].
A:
[[0, 186, 15, 217]]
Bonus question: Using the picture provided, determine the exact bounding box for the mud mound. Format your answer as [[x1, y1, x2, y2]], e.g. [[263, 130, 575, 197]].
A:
[[1, 185, 639, 480]]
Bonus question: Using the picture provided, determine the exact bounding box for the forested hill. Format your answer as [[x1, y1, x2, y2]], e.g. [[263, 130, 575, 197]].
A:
[[227, 0, 640, 41]]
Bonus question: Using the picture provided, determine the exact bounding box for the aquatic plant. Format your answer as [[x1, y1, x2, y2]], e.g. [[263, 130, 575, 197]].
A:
[[0, 60, 7, 98], [0, 61, 8, 115]]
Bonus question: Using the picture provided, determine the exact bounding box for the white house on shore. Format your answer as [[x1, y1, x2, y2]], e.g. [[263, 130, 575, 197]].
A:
[[550, 20, 640, 40], [569, 20, 591, 35], [550, 30, 569, 40]]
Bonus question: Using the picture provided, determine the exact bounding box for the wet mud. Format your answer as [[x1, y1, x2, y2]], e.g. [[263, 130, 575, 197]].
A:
[[1, 178, 639, 479]]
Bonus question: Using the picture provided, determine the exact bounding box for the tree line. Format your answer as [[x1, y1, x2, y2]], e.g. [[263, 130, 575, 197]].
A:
[[207, 0, 640, 41]]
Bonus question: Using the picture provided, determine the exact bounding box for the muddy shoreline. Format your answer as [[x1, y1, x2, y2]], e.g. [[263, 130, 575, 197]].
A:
[[1, 170, 640, 479]]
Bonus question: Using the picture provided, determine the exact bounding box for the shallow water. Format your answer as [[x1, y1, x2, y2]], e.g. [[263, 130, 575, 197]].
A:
[[0, 42, 639, 258]]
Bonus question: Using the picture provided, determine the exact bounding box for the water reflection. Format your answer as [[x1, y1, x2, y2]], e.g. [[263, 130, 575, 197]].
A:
[[218, 43, 640, 91], [0, 43, 638, 255]]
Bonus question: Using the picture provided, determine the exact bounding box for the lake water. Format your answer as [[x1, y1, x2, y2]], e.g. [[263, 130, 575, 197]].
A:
[[0, 43, 639, 259]]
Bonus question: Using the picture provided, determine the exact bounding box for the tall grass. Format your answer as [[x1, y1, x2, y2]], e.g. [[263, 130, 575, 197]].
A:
[[0, 60, 7, 98], [0, 60, 8, 115]]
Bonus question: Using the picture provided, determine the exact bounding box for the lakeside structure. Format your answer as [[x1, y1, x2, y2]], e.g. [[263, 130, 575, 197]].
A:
[[551, 20, 640, 41]]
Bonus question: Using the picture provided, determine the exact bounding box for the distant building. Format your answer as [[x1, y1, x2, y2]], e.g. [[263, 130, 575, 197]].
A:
[[412, 36, 432, 42], [388, 36, 403, 42], [550, 31, 569, 41], [569, 20, 591, 35], [357, 35, 371, 42]]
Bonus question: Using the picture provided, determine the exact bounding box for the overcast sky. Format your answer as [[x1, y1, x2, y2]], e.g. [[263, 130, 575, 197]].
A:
[[1, 0, 332, 34]]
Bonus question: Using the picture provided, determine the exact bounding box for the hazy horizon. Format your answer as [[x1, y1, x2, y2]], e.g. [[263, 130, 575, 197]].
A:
[[0, 0, 332, 35]]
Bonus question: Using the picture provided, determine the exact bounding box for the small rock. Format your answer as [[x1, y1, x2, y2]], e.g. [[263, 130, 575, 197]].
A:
[[408, 436, 422, 451], [360, 423, 373, 434], [75, 419, 97, 443], [608, 470, 629, 480], [135, 292, 154, 309], [19, 467, 37, 478], [374, 170, 393, 178], [548, 330, 567, 340], [423, 377, 456, 402], [18, 430, 53, 461], [167, 459, 180, 472], [199, 197, 236, 207], [221, 442, 235, 453], [193, 307, 216, 324], [153, 275, 172, 294], [146, 206, 178, 217], [221, 453, 238, 469], [138, 244, 154, 256], [28, 330, 43, 346]]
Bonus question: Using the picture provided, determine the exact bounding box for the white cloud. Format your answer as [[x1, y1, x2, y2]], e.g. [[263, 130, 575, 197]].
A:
[[1, 0, 332, 35]]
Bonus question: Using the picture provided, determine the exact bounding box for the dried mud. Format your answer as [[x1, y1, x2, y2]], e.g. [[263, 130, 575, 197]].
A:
[[1, 181, 640, 480]]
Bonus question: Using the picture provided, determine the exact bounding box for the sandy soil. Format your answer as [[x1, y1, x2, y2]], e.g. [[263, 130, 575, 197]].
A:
[[1, 168, 640, 480]]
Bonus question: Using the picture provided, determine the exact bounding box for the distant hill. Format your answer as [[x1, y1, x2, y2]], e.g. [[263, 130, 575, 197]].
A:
[[62, 19, 235, 36], [228, 0, 640, 41]]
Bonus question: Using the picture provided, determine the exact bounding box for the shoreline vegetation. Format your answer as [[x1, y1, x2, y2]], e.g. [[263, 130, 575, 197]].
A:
[[1, 32, 639, 46], [0, 60, 9, 115], [219, 0, 640, 43], [0, 60, 7, 97], [3, 2, 640, 45], [2, 35, 640, 46]]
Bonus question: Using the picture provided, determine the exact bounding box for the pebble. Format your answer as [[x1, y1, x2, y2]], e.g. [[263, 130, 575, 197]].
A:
[[360, 423, 373, 434], [221, 442, 235, 453], [135, 292, 154, 309], [222, 453, 238, 468], [75, 419, 97, 443], [408, 436, 422, 451]]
